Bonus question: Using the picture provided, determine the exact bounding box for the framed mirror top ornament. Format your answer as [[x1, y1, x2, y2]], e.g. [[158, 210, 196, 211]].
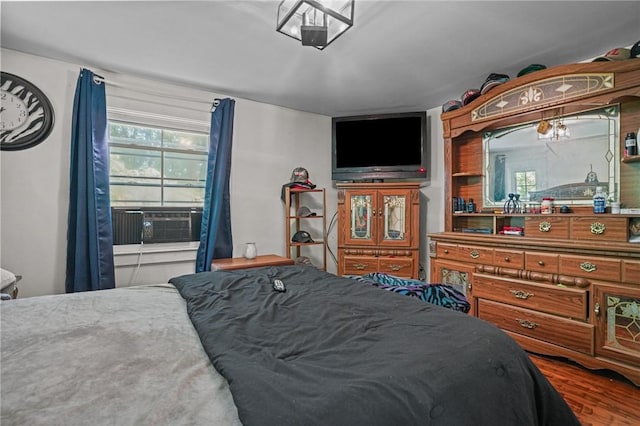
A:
[[0, 72, 55, 151], [482, 106, 619, 208]]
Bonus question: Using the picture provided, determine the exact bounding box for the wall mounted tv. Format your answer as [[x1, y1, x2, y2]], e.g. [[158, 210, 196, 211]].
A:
[[332, 111, 427, 181]]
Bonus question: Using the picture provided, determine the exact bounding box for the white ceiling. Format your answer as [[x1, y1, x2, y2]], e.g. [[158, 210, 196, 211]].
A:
[[1, 1, 639, 117]]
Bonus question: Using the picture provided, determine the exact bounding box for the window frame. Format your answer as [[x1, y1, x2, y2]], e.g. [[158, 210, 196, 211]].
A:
[[107, 119, 210, 208]]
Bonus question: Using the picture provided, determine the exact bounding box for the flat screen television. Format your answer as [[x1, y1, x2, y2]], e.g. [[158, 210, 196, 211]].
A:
[[332, 111, 427, 181]]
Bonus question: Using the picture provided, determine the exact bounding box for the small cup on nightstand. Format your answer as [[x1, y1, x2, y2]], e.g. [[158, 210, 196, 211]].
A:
[[244, 243, 257, 259]]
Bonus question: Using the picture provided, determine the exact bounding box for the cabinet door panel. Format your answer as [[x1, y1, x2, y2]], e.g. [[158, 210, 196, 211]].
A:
[[344, 191, 376, 246], [431, 259, 475, 316], [594, 284, 640, 366], [378, 189, 413, 247]]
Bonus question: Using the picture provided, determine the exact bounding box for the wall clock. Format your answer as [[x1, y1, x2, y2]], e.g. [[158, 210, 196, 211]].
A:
[[1, 72, 55, 151]]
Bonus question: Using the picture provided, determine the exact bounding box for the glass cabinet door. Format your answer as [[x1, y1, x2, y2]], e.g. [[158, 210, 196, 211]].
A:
[[594, 284, 640, 366], [382, 194, 406, 241], [432, 259, 475, 316], [378, 189, 412, 247], [345, 192, 375, 246]]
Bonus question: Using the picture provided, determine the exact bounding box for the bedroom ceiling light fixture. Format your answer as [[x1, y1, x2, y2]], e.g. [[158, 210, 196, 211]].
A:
[[276, 0, 354, 50]]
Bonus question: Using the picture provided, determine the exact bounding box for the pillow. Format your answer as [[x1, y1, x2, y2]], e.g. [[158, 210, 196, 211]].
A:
[[353, 272, 470, 314]]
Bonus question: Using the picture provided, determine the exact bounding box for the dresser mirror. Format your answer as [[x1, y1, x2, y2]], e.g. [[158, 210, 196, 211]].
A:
[[482, 106, 619, 208]]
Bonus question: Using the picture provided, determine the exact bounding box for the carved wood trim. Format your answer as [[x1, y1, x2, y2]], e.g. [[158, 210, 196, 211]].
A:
[[471, 73, 614, 122], [475, 264, 590, 288], [342, 248, 416, 257]]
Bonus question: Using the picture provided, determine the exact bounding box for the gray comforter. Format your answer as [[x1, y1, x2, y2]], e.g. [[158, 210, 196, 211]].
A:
[[0, 284, 242, 426]]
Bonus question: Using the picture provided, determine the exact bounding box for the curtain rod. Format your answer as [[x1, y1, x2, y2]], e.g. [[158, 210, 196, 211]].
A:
[[92, 75, 220, 110]]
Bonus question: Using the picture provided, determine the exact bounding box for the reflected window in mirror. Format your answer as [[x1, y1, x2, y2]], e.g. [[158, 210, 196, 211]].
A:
[[483, 106, 619, 208]]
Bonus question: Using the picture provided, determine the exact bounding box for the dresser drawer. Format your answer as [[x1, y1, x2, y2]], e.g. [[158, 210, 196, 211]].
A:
[[378, 258, 414, 278], [525, 252, 559, 274], [494, 248, 524, 269], [478, 299, 594, 355], [559, 254, 621, 282], [570, 217, 628, 242], [458, 244, 493, 264], [524, 216, 569, 239], [342, 256, 379, 276], [436, 242, 458, 260], [474, 274, 588, 320], [622, 260, 640, 285]]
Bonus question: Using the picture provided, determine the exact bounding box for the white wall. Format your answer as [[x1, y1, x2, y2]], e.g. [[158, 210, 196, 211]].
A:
[[420, 110, 446, 282], [0, 48, 446, 297], [0, 48, 334, 297]]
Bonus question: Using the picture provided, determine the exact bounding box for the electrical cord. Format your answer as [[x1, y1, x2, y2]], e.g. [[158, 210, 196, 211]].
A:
[[325, 211, 338, 266], [127, 223, 145, 287]]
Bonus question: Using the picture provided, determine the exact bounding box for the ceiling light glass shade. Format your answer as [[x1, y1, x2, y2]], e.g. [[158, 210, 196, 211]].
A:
[[277, 0, 354, 50]]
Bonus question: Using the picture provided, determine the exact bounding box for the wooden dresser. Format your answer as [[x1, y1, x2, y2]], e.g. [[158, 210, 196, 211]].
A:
[[430, 60, 640, 386]]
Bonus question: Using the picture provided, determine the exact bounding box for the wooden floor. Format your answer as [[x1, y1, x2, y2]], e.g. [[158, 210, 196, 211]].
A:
[[529, 354, 640, 426]]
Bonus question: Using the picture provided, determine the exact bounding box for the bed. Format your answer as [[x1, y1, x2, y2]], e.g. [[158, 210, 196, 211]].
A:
[[1, 265, 579, 425]]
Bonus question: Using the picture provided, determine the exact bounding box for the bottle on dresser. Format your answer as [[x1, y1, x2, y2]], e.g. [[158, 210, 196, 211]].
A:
[[625, 132, 637, 157], [593, 187, 607, 214]]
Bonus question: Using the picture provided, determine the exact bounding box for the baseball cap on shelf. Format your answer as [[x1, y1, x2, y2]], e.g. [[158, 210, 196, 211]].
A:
[[290, 167, 310, 183], [631, 41, 640, 58], [517, 64, 546, 77], [461, 89, 481, 106], [480, 73, 510, 95], [442, 99, 462, 113], [292, 230, 314, 243], [296, 206, 316, 217], [287, 166, 316, 189], [593, 47, 631, 62]]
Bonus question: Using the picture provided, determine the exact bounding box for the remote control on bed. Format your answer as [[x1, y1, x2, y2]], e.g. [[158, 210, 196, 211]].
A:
[[273, 279, 286, 292]]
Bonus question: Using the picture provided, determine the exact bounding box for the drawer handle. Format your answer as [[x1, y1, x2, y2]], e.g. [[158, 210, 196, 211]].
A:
[[516, 319, 538, 329], [390, 265, 403, 271], [443, 249, 449, 254], [504, 257, 510, 262], [539, 221, 552, 232], [469, 250, 480, 259], [537, 260, 545, 266], [353, 263, 367, 270], [579, 262, 597, 273], [510, 289, 534, 299], [590, 222, 606, 235]]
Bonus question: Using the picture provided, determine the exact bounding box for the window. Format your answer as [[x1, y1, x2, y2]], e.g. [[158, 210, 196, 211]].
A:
[[514, 170, 537, 198], [108, 121, 209, 207]]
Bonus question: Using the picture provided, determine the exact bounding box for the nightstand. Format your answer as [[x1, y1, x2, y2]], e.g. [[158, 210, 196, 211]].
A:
[[211, 254, 294, 271]]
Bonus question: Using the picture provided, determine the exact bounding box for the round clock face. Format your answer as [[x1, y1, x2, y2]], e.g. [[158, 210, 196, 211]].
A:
[[1, 72, 55, 151]]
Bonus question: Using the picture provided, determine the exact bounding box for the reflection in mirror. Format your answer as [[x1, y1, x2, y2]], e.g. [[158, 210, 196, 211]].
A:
[[483, 106, 619, 208]]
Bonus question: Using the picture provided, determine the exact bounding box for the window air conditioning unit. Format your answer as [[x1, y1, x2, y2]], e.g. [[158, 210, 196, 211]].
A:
[[111, 207, 202, 245]]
